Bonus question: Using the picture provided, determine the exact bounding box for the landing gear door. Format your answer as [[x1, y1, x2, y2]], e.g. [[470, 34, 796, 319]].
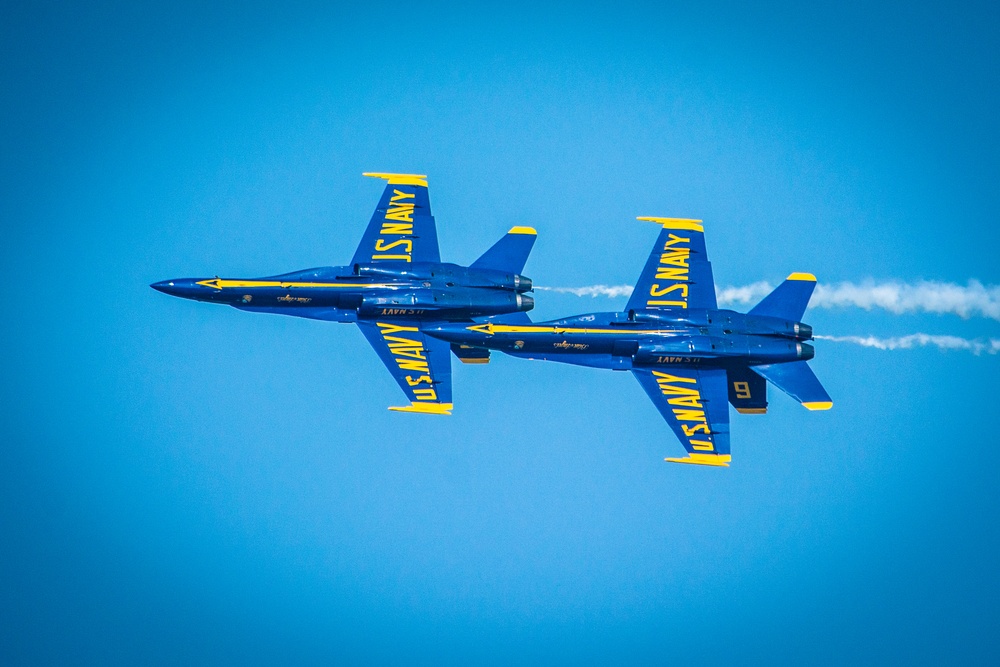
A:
[[727, 367, 768, 414]]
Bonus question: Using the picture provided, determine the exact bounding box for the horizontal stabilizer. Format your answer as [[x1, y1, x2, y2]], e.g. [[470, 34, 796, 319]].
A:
[[753, 361, 832, 410], [470, 227, 537, 274], [451, 344, 490, 364], [748, 273, 817, 322]]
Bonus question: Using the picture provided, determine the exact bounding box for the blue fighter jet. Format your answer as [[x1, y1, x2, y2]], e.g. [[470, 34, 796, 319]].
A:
[[151, 173, 536, 415], [424, 217, 832, 466]]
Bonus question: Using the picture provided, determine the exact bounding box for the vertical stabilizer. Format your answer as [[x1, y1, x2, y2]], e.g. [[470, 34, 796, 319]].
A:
[[470, 227, 537, 274], [748, 273, 817, 322]]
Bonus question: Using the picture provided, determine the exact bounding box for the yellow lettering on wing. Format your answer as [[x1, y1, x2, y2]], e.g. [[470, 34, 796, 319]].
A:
[[385, 205, 414, 222], [649, 283, 688, 298], [650, 370, 717, 452], [373, 192, 419, 261], [397, 359, 430, 373], [378, 322, 437, 400], [654, 267, 689, 281], [394, 347, 427, 360], [647, 233, 691, 309], [659, 249, 690, 267], [667, 395, 702, 407], [379, 223, 413, 235], [377, 323, 419, 334], [374, 238, 413, 253], [652, 371, 698, 384], [672, 408, 707, 422]]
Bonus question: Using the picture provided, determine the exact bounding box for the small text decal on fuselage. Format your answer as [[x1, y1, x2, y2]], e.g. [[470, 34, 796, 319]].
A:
[[380, 308, 425, 316]]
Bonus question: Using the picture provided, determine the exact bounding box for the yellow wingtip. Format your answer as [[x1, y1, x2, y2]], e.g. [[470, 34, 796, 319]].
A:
[[665, 454, 731, 467], [802, 401, 833, 411], [388, 402, 453, 415], [636, 216, 704, 232], [786, 272, 817, 282], [507, 226, 537, 235], [363, 172, 428, 187]]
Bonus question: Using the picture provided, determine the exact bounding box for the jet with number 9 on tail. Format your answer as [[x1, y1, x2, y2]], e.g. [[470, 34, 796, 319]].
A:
[[151, 173, 536, 415], [424, 217, 832, 466]]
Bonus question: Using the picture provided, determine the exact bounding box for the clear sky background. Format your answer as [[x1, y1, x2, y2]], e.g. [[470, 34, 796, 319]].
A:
[[3, 1, 999, 664]]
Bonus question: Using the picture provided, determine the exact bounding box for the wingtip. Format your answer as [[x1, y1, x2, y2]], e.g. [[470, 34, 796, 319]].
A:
[[665, 454, 731, 467], [786, 272, 817, 282], [636, 216, 704, 232], [388, 402, 453, 415], [507, 226, 537, 235], [363, 172, 428, 187], [802, 401, 833, 411]]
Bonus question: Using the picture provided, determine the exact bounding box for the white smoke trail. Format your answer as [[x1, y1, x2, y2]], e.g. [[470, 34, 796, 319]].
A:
[[535, 285, 635, 298], [538, 280, 1000, 321], [810, 280, 1000, 320], [816, 334, 1000, 355]]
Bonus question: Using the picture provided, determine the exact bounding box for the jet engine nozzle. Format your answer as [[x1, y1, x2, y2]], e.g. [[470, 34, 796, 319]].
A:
[[794, 323, 813, 340], [514, 275, 533, 292], [517, 294, 535, 311], [797, 342, 815, 360]]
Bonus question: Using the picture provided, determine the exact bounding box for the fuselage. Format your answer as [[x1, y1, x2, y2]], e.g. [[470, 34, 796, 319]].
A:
[[151, 262, 534, 322], [425, 309, 814, 370]]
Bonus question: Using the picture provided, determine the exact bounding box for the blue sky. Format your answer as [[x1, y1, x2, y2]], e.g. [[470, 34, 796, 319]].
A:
[[3, 1, 999, 663]]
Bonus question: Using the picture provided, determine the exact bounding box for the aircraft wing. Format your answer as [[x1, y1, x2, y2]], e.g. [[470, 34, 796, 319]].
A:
[[624, 217, 717, 313], [356, 320, 453, 414], [350, 173, 440, 266], [632, 367, 731, 466]]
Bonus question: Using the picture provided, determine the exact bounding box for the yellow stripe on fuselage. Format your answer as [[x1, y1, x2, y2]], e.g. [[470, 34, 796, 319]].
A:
[[467, 323, 683, 336], [196, 279, 399, 290]]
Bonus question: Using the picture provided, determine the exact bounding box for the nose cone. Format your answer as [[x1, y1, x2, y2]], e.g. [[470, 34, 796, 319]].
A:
[[150, 278, 214, 300], [150, 279, 177, 295]]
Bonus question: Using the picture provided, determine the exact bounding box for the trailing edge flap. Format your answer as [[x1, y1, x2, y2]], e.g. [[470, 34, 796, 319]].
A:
[[351, 173, 439, 267], [356, 319, 453, 413], [451, 344, 490, 364], [632, 367, 731, 466], [625, 218, 717, 313], [470, 227, 537, 274], [727, 366, 768, 414], [753, 361, 832, 410]]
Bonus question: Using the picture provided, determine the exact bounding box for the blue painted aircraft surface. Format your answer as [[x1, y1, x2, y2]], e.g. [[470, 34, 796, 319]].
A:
[[424, 217, 832, 466], [151, 173, 536, 415]]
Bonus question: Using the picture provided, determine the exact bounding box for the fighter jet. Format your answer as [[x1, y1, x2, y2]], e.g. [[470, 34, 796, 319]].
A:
[[151, 173, 536, 415], [424, 217, 832, 466]]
